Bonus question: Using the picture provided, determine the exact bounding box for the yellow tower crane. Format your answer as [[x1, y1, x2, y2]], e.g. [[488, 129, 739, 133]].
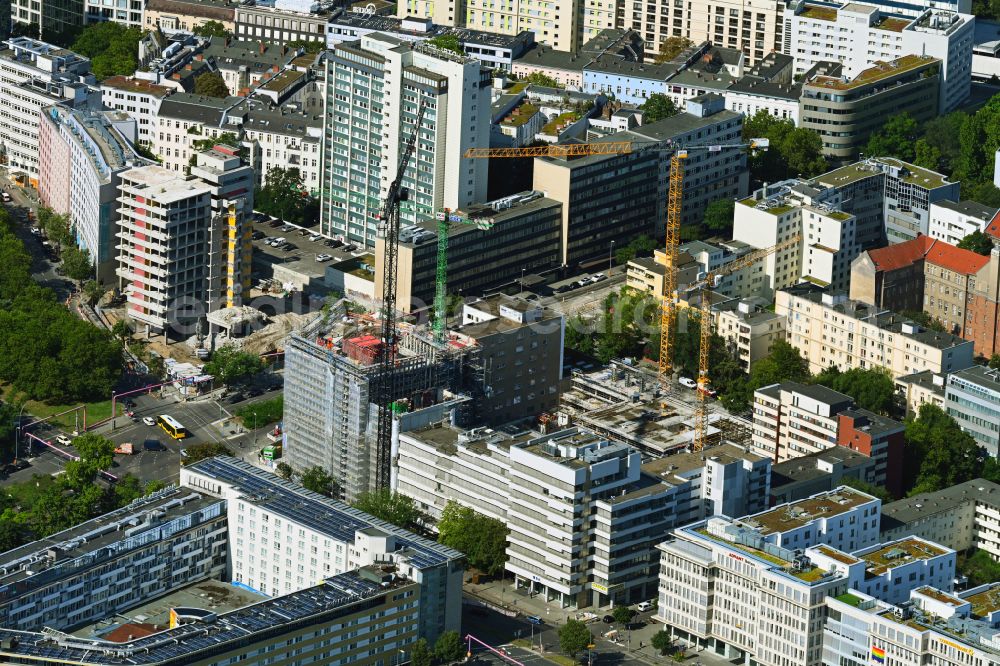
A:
[[688, 234, 802, 452], [463, 138, 767, 380]]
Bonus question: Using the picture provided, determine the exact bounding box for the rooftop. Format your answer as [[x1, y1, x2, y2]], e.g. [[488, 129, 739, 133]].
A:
[[642, 442, 767, 486], [895, 369, 946, 396], [817, 157, 951, 189], [874, 16, 911, 31], [807, 54, 938, 91], [857, 537, 949, 576], [950, 364, 1000, 392], [934, 199, 999, 221], [863, 234, 991, 275], [800, 4, 838, 20], [100, 75, 174, 98], [880, 479, 1000, 529], [771, 447, 874, 487], [145, 0, 236, 19], [963, 584, 1000, 618], [739, 487, 876, 535]]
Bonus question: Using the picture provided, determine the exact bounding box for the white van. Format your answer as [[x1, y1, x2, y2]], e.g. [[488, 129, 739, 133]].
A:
[[637, 601, 654, 612]]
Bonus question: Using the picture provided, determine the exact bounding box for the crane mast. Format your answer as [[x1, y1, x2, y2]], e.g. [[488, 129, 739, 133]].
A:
[[372, 101, 427, 491]]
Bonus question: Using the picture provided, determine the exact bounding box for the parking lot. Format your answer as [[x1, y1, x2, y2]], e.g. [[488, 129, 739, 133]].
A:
[[250, 217, 373, 286]]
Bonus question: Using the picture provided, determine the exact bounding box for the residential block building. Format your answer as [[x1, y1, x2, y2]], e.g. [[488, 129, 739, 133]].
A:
[[144, 0, 236, 35], [534, 94, 747, 267], [396, 424, 769, 608], [928, 199, 998, 246], [10, 0, 85, 44], [849, 235, 989, 337], [0, 38, 97, 189], [234, 1, 331, 45], [751, 381, 904, 494], [713, 299, 787, 372], [618, 0, 785, 63], [880, 478, 1000, 560], [777, 285, 975, 377], [800, 55, 940, 160], [83, 0, 143, 27], [0, 487, 226, 632], [39, 106, 151, 282], [785, 2, 973, 113], [321, 34, 489, 248], [181, 456, 464, 643], [893, 369, 947, 416], [770, 446, 882, 504], [100, 76, 174, 146]]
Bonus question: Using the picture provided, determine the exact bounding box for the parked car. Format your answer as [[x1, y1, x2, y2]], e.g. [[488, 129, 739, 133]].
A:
[[679, 377, 697, 389], [602, 615, 615, 624], [576, 275, 591, 287], [637, 601, 654, 612], [309, 234, 322, 242], [143, 438, 164, 452], [247, 387, 263, 398], [328, 239, 344, 248], [590, 272, 607, 283], [316, 253, 333, 262], [282, 242, 297, 251], [526, 616, 544, 626], [251, 231, 265, 240], [1, 192, 11, 203], [342, 243, 357, 252], [225, 392, 245, 404], [268, 219, 282, 228], [280, 225, 293, 232]]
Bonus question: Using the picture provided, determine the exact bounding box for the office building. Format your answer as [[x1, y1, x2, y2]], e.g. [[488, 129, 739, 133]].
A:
[[100, 76, 174, 146], [751, 381, 904, 494], [824, 584, 1000, 666], [894, 370, 947, 416], [944, 365, 1000, 457], [786, 2, 973, 113], [618, 0, 785, 63], [625, 249, 702, 298], [397, 424, 769, 608], [0, 38, 96, 189], [880, 478, 1000, 559], [321, 34, 489, 248], [182, 456, 463, 642], [0, 487, 226, 632], [39, 106, 151, 282], [115, 165, 216, 335], [83, 0, 143, 26], [534, 94, 747, 267], [733, 179, 861, 296], [800, 55, 941, 160], [510, 28, 643, 89], [778, 285, 975, 377], [713, 299, 787, 372], [928, 200, 998, 246], [10, 0, 85, 44], [850, 235, 989, 336], [144, 0, 236, 35], [377, 191, 563, 314], [816, 158, 960, 248], [234, 0, 332, 45]]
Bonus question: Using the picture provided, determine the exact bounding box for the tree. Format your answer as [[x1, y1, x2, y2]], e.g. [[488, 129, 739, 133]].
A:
[[286, 38, 324, 53], [61, 246, 93, 283], [840, 475, 894, 502], [427, 34, 463, 54], [275, 462, 293, 480], [814, 366, 895, 415], [640, 94, 678, 123], [558, 620, 592, 659], [71, 23, 141, 79], [654, 36, 693, 63], [961, 548, 1000, 586], [194, 71, 229, 98], [37, 207, 72, 249], [204, 345, 264, 385], [919, 112, 966, 175], [301, 465, 337, 496], [957, 230, 994, 255], [612, 606, 635, 626], [524, 72, 561, 88], [193, 20, 230, 38], [749, 341, 810, 388], [782, 127, 827, 178], [703, 198, 735, 233], [903, 404, 983, 495], [181, 441, 233, 465], [411, 639, 432, 666], [437, 500, 509, 576], [255, 166, 314, 225], [990, 354, 1000, 370], [82, 280, 104, 305], [64, 433, 115, 489], [434, 630, 466, 664], [913, 139, 942, 171], [864, 112, 919, 162], [353, 488, 422, 530], [111, 319, 133, 347], [742, 111, 825, 183], [651, 630, 672, 655]]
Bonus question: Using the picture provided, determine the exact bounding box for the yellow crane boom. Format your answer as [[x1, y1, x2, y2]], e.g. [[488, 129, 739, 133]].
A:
[[691, 234, 802, 452], [463, 142, 634, 158]]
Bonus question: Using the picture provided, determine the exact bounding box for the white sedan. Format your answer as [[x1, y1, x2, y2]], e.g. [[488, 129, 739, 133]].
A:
[[142, 416, 156, 426]]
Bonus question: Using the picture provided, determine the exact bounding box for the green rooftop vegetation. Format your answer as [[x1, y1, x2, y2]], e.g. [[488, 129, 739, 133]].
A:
[[874, 16, 909, 31], [767, 205, 794, 215], [739, 197, 757, 207], [836, 592, 864, 607], [541, 111, 581, 135], [828, 211, 851, 220], [788, 565, 828, 582], [810, 55, 937, 91], [801, 5, 837, 20], [694, 528, 791, 566], [502, 103, 539, 127], [509, 81, 528, 94]]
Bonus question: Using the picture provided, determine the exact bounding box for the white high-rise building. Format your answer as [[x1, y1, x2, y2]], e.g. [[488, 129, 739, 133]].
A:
[[321, 34, 489, 248], [785, 2, 975, 113]]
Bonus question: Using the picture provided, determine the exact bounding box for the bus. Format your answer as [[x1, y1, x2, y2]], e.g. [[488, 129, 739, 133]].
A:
[[157, 414, 189, 439]]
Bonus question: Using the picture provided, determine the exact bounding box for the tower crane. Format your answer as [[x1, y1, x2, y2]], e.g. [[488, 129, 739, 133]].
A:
[[463, 138, 768, 380], [372, 101, 427, 490], [431, 208, 495, 344], [688, 234, 802, 452]]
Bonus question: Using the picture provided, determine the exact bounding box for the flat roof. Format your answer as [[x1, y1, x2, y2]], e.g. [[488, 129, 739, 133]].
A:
[[806, 54, 938, 91], [857, 537, 948, 576], [816, 158, 951, 189], [949, 364, 1000, 392], [187, 456, 462, 568], [101, 75, 174, 98], [800, 4, 838, 20], [740, 487, 875, 535], [642, 442, 767, 484], [881, 479, 1000, 529], [771, 446, 873, 487], [934, 199, 999, 220], [964, 584, 1000, 617]]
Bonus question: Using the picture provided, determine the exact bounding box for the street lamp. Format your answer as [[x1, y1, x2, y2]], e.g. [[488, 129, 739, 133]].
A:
[[14, 403, 27, 462]]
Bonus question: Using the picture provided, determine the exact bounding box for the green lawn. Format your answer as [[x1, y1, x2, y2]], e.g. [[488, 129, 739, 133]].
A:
[[4, 386, 121, 430]]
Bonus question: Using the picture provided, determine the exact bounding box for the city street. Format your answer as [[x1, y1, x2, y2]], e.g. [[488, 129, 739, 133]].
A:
[[1, 185, 75, 303]]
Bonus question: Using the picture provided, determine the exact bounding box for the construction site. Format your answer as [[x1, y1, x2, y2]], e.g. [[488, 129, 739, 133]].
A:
[[559, 360, 752, 455]]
